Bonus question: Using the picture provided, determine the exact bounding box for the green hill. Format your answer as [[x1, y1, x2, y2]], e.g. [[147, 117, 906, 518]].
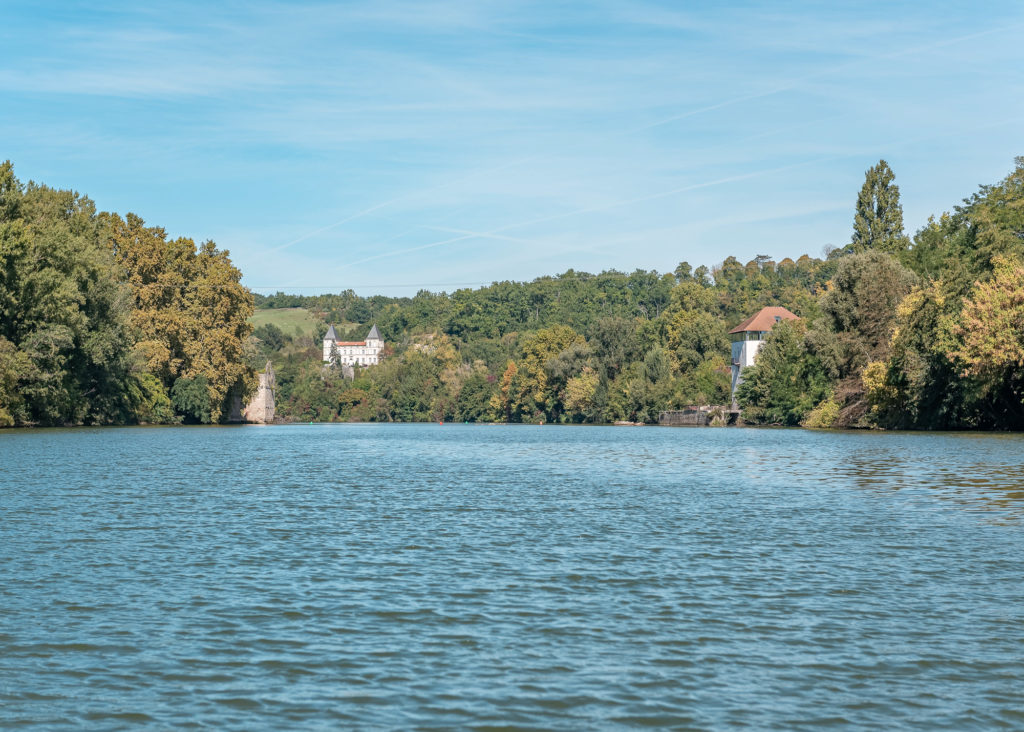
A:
[[249, 307, 322, 339]]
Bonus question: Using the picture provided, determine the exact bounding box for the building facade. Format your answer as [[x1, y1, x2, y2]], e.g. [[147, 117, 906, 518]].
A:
[[729, 306, 799, 401], [323, 324, 384, 366]]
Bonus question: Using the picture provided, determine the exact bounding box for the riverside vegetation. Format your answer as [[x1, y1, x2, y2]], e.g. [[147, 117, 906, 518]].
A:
[[3, 157, 1023, 429], [0, 162, 254, 427]]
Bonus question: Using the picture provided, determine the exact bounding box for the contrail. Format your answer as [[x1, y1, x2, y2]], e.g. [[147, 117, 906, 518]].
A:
[[265, 199, 402, 254], [624, 23, 1019, 136], [347, 232, 479, 267], [277, 225, 526, 287], [330, 111, 1024, 274], [276, 225, 423, 288], [421, 226, 530, 243], [265, 158, 532, 255], [338, 155, 841, 270]]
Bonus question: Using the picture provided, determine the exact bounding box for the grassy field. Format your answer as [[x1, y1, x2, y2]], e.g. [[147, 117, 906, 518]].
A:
[[249, 307, 322, 339]]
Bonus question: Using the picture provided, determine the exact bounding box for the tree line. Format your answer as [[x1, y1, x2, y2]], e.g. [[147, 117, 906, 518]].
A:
[[259, 247, 837, 424], [738, 157, 1024, 429], [6, 155, 1021, 430], [261, 157, 1024, 430], [0, 162, 255, 427]]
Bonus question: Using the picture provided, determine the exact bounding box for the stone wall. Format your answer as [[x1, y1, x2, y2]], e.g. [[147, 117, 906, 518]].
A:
[[659, 406, 736, 426]]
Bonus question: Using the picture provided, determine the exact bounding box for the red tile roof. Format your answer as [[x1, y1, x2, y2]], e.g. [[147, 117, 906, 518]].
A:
[[728, 306, 799, 334], [334, 341, 366, 346]]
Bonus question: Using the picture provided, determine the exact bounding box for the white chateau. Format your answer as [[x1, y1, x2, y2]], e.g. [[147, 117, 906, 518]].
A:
[[730, 306, 798, 401], [323, 324, 384, 366]]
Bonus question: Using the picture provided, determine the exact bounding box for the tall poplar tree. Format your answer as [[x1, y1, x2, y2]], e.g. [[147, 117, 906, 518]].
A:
[[850, 160, 910, 254]]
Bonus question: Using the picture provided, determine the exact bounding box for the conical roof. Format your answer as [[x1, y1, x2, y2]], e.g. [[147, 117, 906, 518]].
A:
[[325, 324, 337, 341], [366, 324, 382, 340]]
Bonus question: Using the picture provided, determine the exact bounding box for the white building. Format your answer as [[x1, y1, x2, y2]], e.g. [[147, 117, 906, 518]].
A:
[[730, 306, 799, 401], [323, 324, 384, 367]]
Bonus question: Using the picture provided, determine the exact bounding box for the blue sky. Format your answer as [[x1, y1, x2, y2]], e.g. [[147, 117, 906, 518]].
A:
[[3, 1, 1022, 295]]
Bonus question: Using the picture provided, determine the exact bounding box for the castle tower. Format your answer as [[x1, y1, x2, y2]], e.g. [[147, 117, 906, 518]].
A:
[[365, 324, 383, 351], [323, 324, 338, 363]]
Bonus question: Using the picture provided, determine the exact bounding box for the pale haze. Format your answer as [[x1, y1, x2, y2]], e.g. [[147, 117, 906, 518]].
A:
[[3, 1, 1022, 295]]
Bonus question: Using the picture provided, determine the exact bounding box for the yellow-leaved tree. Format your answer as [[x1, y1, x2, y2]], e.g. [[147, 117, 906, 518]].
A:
[[954, 256, 1024, 380], [104, 213, 255, 423]]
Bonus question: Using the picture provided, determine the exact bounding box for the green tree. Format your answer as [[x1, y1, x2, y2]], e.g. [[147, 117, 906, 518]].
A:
[[587, 316, 642, 380], [673, 356, 731, 407], [0, 336, 30, 426], [515, 325, 586, 420], [490, 360, 520, 422], [864, 282, 970, 429], [134, 372, 180, 424], [811, 250, 918, 380], [171, 375, 212, 423], [563, 366, 600, 421], [808, 250, 917, 425], [736, 319, 830, 425], [850, 159, 910, 254], [0, 164, 137, 426], [452, 368, 497, 422], [629, 346, 675, 422], [664, 309, 728, 373]]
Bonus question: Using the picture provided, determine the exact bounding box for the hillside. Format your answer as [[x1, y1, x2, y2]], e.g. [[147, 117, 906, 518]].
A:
[[248, 307, 323, 340]]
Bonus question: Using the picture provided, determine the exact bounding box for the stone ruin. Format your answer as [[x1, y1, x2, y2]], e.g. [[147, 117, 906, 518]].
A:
[[243, 361, 276, 424]]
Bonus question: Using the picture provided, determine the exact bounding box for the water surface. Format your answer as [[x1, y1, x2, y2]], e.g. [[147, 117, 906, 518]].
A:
[[2, 425, 1023, 729]]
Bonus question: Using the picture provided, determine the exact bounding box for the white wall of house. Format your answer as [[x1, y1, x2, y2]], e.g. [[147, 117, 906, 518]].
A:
[[730, 332, 766, 397]]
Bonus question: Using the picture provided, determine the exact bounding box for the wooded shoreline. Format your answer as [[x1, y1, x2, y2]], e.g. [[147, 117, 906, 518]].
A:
[[3, 157, 1024, 431]]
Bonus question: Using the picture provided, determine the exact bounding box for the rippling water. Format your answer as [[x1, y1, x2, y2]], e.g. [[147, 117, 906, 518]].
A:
[[2, 424, 1023, 729]]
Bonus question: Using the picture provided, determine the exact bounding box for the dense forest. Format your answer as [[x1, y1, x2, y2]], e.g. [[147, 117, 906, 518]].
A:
[[254, 157, 1024, 429], [253, 252, 831, 424], [4, 157, 1022, 429], [0, 162, 255, 426]]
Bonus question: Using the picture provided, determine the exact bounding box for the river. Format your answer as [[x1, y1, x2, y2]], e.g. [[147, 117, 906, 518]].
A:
[[2, 424, 1023, 728]]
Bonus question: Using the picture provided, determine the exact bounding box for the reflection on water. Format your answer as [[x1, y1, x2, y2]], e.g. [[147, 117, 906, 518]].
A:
[[803, 431, 1024, 522], [1, 424, 1023, 729]]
